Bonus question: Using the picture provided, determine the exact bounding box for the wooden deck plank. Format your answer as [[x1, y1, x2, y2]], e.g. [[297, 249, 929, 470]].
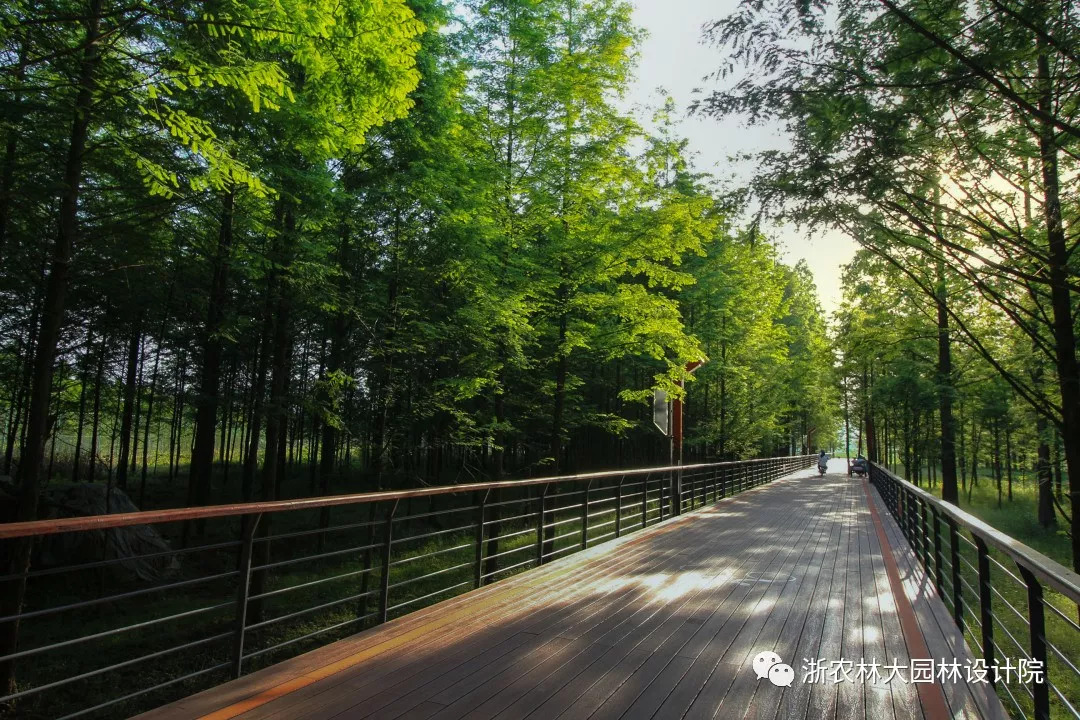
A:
[[144, 523, 671, 720], [744, 477, 846, 720], [139, 467, 1009, 720], [680, 486, 835, 720], [837, 488, 866, 720], [708, 499, 835, 719], [544, 507, 812, 720], [805, 481, 851, 720], [768, 481, 848, 720], [493, 492, 818, 720], [347, 518, 757, 720], [857, 502, 896, 720], [231, 517, 713, 720]]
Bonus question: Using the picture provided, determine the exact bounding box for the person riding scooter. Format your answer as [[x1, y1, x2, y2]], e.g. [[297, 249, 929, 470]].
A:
[[850, 455, 868, 476], [817, 449, 829, 475]]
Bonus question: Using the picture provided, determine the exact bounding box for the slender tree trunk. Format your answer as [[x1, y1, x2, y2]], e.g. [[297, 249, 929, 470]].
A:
[[970, 421, 980, 496], [1037, 415, 1055, 527], [550, 302, 568, 473], [130, 335, 146, 474], [107, 365, 124, 482], [318, 266, 348, 539], [0, 30, 29, 267], [249, 205, 294, 620], [167, 356, 181, 482], [242, 311, 270, 501], [87, 337, 105, 483], [188, 189, 235, 520], [1005, 422, 1013, 502], [139, 338, 162, 506], [116, 318, 141, 490], [958, 402, 967, 493], [1054, 439, 1063, 501], [934, 227, 958, 502], [46, 368, 61, 481], [993, 420, 1003, 508], [5, 302, 40, 476], [72, 324, 94, 482], [219, 357, 237, 484], [1037, 46, 1080, 574]]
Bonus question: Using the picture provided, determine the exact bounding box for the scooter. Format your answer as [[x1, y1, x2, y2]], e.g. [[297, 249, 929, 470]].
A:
[[818, 464, 827, 476]]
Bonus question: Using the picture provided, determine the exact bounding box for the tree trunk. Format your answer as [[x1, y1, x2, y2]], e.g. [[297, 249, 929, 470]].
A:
[[0, 31, 29, 267], [72, 324, 94, 482], [139, 338, 162, 506], [250, 209, 294, 621], [550, 304, 568, 473], [1037, 46, 1080, 575], [116, 319, 142, 490], [934, 234, 958, 503], [242, 308, 271, 501], [87, 336, 105, 482], [5, 299, 41, 477], [1005, 421, 1013, 502], [995, 421, 1003, 508], [188, 189, 235, 520], [1037, 416, 1055, 527], [318, 283, 348, 538]]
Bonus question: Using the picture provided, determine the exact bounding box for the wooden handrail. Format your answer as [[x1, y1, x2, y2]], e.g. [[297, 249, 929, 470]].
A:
[[870, 462, 1080, 604], [0, 456, 814, 540]]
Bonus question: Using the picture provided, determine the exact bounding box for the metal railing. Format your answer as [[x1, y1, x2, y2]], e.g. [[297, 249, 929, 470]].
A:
[[869, 462, 1080, 720], [0, 455, 814, 719]]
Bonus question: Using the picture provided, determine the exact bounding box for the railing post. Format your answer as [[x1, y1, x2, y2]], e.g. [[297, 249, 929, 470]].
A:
[[931, 507, 943, 598], [656, 472, 665, 518], [581, 480, 592, 550], [615, 476, 624, 538], [474, 489, 490, 589], [920, 500, 931, 571], [231, 512, 261, 679], [949, 519, 964, 631], [905, 490, 915, 545], [379, 500, 399, 624], [974, 537, 995, 685], [535, 484, 550, 566], [1017, 565, 1050, 720], [656, 468, 665, 518], [675, 465, 683, 516], [641, 473, 650, 528]]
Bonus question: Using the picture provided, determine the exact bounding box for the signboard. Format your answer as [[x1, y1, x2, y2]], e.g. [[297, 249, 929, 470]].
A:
[[652, 389, 669, 436]]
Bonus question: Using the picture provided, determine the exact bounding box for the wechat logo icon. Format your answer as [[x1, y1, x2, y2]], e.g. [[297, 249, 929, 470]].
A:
[[752, 650, 795, 687]]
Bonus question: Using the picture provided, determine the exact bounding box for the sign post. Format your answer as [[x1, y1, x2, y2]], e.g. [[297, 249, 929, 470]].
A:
[[651, 360, 706, 517], [672, 360, 705, 514]]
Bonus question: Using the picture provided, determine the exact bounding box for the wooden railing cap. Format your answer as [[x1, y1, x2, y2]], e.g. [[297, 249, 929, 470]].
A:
[[0, 456, 815, 540], [871, 462, 1080, 604]]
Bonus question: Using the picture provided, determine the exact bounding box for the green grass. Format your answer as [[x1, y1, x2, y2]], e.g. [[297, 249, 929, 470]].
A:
[[886, 465, 1079, 719]]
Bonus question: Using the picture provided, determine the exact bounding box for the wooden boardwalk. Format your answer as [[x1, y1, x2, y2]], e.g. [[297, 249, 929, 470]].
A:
[[138, 464, 1007, 720]]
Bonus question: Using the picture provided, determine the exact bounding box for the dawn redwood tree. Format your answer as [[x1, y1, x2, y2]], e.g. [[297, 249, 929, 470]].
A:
[[0, 0, 424, 690], [700, 0, 1079, 561]]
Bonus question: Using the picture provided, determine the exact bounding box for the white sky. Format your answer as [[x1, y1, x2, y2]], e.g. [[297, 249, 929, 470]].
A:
[[626, 0, 858, 315]]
